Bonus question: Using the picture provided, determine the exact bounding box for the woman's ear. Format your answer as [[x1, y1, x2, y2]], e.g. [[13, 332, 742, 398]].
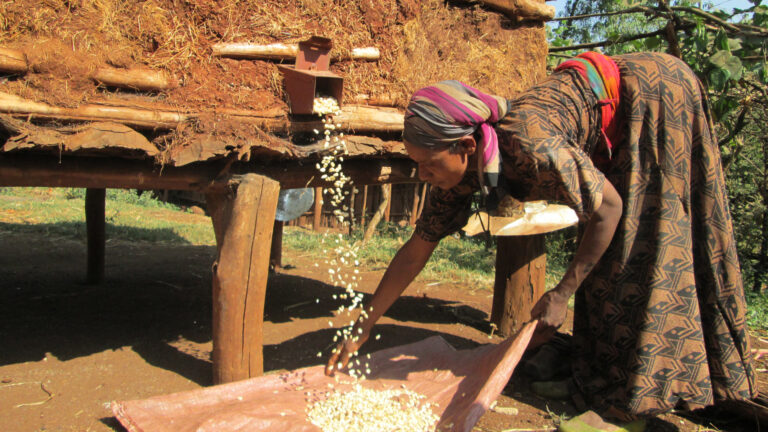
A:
[[457, 135, 477, 156]]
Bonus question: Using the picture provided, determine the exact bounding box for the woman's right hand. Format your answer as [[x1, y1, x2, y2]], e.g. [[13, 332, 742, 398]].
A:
[[325, 328, 370, 376]]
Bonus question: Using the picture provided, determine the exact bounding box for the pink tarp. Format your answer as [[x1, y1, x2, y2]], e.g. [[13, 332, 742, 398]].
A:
[[113, 321, 536, 432]]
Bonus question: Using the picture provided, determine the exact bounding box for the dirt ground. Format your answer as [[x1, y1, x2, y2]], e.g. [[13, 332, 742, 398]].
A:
[[0, 230, 766, 432]]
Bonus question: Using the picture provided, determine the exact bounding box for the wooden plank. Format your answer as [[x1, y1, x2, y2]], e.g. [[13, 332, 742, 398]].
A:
[[360, 185, 369, 227], [410, 183, 420, 226], [205, 174, 280, 383], [491, 235, 546, 337], [85, 188, 106, 284]]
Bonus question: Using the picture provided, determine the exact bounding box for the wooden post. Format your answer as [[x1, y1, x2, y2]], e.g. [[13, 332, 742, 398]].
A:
[[270, 220, 284, 271], [360, 185, 368, 227], [85, 188, 106, 284], [348, 187, 356, 235], [383, 184, 392, 223], [490, 197, 546, 337], [313, 187, 323, 232], [205, 174, 280, 383]]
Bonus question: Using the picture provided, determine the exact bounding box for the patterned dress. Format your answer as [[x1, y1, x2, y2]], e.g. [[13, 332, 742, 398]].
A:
[[414, 52, 756, 419]]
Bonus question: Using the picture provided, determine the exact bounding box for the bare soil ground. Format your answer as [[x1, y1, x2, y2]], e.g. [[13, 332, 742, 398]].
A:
[[0, 231, 765, 432]]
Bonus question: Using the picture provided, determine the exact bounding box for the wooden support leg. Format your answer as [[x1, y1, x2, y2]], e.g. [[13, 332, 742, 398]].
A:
[[490, 234, 546, 337], [313, 186, 323, 232], [270, 220, 284, 271], [85, 188, 106, 284], [205, 174, 280, 384]]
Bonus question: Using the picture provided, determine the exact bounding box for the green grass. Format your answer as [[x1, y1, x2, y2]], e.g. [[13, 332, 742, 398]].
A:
[[2, 187, 766, 332], [0, 187, 215, 245]]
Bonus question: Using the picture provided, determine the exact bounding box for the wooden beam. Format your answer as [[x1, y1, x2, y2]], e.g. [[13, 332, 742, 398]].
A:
[[478, 0, 555, 21], [360, 185, 369, 227], [206, 174, 280, 383], [0, 92, 404, 133], [409, 183, 420, 226], [0, 155, 418, 191], [85, 188, 106, 284], [269, 220, 284, 271]]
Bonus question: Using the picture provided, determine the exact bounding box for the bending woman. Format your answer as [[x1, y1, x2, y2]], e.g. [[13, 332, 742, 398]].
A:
[[325, 52, 755, 421]]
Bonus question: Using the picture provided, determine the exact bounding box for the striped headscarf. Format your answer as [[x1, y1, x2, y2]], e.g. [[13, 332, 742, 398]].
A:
[[403, 80, 509, 196]]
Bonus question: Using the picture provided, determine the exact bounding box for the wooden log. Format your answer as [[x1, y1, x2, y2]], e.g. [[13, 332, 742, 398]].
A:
[[206, 174, 280, 383], [0, 92, 404, 133], [491, 234, 546, 337], [313, 186, 323, 231], [85, 188, 106, 284], [92, 66, 177, 92], [490, 197, 547, 337], [0, 47, 28, 75], [212, 43, 380, 62], [270, 220, 284, 271], [0, 155, 418, 191], [478, 0, 555, 21]]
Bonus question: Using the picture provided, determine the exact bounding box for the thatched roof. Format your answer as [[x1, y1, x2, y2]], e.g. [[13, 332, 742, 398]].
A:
[[0, 0, 548, 167]]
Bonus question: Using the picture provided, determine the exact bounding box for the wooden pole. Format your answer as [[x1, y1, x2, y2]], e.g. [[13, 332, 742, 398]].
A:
[[362, 183, 390, 244], [205, 174, 280, 383], [85, 188, 106, 284], [270, 220, 284, 271], [313, 186, 323, 232], [383, 184, 392, 223], [0, 48, 28, 74], [360, 185, 368, 227], [348, 186, 356, 235], [212, 43, 380, 62], [92, 66, 177, 91]]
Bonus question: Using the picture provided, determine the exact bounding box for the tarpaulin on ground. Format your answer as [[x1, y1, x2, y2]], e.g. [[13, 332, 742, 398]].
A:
[[112, 321, 536, 432]]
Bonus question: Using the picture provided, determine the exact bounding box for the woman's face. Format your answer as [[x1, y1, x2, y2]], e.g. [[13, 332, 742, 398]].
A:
[[404, 137, 476, 190]]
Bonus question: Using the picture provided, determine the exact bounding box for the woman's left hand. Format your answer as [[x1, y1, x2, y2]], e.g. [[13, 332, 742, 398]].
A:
[[529, 287, 570, 348]]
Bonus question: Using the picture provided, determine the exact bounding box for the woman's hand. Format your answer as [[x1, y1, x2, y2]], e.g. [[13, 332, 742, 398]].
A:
[[529, 287, 570, 348], [325, 328, 370, 376]]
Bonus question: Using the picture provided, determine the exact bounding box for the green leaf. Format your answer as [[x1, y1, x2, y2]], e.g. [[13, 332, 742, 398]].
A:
[[709, 50, 732, 67], [709, 68, 729, 92], [727, 38, 743, 52], [715, 30, 730, 52], [644, 36, 661, 50], [760, 62, 768, 84]]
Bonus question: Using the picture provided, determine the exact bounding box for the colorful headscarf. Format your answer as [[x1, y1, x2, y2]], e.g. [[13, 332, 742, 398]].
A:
[[555, 51, 621, 163], [403, 80, 509, 196]]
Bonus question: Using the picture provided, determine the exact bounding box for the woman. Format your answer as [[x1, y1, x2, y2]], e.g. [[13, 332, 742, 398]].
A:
[[325, 52, 756, 422]]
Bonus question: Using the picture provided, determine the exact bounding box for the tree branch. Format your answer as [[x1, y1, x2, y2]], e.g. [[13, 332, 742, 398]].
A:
[[548, 28, 671, 53]]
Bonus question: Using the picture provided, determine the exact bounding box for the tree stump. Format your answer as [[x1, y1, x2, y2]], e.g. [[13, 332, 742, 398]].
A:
[[205, 174, 280, 384], [490, 197, 546, 337], [85, 188, 105, 284]]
